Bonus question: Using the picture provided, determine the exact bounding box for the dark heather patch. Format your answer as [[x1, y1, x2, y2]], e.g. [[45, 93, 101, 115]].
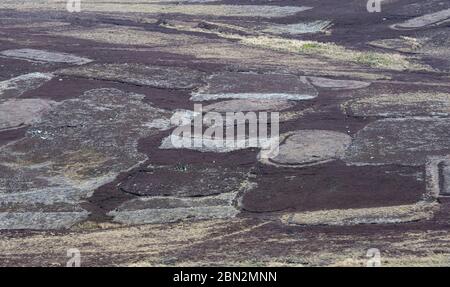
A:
[[241, 162, 425, 213], [118, 164, 249, 197]]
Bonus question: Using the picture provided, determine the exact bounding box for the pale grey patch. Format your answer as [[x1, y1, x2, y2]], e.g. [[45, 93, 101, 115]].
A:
[[345, 117, 450, 166], [192, 93, 315, 101], [231, 5, 313, 18], [111, 168, 255, 225], [0, 88, 172, 230], [0, 185, 94, 206], [0, 211, 89, 230], [0, 49, 92, 65], [57, 63, 206, 89], [0, 98, 57, 130], [109, 192, 239, 225], [342, 93, 450, 118], [191, 72, 318, 101], [263, 20, 332, 35], [160, 133, 262, 153], [110, 205, 239, 225], [0, 73, 53, 100], [203, 99, 295, 113], [259, 130, 352, 167], [143, 118, 172, 131], [307, 76, 371, 90], [391, 8, 450, 30], [0, 165, 116, 205]]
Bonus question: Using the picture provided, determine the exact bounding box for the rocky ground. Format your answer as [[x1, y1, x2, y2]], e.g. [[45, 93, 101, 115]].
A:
[[0, 0, 450, 267]]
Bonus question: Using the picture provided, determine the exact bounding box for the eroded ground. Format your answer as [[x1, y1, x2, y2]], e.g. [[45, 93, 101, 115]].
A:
[[0, 0, 450, 267]]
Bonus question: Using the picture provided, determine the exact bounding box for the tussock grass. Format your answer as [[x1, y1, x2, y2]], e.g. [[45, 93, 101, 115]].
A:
[[240, 36, 428, 71], [282, 202, 439, 226], [161, 21, 429, 72]]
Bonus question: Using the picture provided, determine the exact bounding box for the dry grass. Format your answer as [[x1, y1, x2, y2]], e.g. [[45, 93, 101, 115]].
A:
[[0, 219, 241, 266], [54, 26, 204, 46], [159, 21, 427, 71], [342, 92, 450, 117], [240, 36, 429, 71], [281, 202, 439, 226], [1, 1, 309, 18], [1, 217, 449, 266], [160, 21, 424, 73]]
